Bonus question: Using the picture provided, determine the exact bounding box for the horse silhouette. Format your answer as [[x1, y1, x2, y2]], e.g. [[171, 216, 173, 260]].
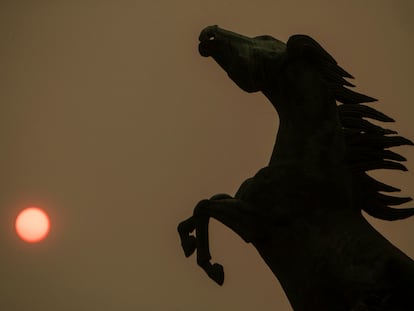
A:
[[178, 25, 414, 310]]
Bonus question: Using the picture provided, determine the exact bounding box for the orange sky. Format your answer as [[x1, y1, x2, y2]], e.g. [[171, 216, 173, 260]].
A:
[[1, 1, 413, 310]]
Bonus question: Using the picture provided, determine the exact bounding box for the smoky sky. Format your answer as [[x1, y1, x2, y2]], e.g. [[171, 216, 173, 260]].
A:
[[1, 1, 413, 310]]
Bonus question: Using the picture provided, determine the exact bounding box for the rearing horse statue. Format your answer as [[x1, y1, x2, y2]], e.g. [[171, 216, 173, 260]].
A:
[[178, 25, 414, 310]]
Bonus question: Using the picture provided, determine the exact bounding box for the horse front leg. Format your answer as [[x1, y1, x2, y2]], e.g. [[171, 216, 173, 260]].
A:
[[177, 194, 232, 258], [178, 196, 264, 285]]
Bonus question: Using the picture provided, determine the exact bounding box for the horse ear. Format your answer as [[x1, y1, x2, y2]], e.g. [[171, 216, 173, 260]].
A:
[[286, 34, 337, 65]]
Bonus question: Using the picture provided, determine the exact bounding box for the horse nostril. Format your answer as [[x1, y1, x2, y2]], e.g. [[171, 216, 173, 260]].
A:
[[199, 25, 219, 42]]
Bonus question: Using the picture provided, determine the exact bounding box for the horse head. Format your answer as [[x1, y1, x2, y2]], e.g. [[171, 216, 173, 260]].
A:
[[198, 25, 286, 93], [198, 25, 346, 123]]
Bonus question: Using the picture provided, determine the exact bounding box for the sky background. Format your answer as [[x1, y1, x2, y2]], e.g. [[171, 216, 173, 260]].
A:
[[1, 1, 413, 310]]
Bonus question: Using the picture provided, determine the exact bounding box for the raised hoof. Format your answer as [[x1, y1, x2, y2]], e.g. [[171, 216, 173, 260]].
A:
[[207, 263, 224, 286], [181, 236, 196, 257]]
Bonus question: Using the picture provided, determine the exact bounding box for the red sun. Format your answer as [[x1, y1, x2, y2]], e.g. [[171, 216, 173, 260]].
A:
[[15, 207, 50, 243]]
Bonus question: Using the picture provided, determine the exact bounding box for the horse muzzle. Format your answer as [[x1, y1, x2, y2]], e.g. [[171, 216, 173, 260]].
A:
[[198, 25, 219, 57]]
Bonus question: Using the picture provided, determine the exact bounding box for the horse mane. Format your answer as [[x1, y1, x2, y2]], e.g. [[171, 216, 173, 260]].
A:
[[287, 35, 414, 221]]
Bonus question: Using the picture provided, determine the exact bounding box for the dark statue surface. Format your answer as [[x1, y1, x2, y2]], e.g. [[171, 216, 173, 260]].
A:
[[178, 25, 414, 310]]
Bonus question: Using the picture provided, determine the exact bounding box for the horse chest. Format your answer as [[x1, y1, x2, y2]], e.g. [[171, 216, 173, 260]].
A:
[[235, 166, 333, 218]]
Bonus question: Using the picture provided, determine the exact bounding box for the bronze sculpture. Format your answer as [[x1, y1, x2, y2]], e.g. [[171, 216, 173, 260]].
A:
[[178, 25, 414, 310]]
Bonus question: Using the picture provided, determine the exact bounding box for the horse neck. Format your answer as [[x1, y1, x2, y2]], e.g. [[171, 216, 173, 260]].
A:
[[263, 83, 345, 176]]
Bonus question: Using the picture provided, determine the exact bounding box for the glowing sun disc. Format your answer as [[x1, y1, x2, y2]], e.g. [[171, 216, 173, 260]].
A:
[[15, 207, 50, 243]]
